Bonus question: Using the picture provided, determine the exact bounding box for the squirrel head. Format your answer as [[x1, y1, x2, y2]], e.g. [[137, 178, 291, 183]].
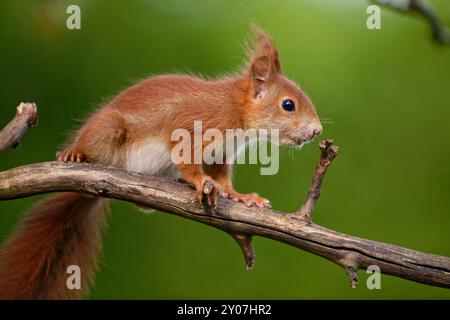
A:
[[241, 27, 322, 147]]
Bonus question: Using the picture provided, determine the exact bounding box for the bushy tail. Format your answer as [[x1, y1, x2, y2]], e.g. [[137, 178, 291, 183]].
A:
[[0, 193, 109, 299]]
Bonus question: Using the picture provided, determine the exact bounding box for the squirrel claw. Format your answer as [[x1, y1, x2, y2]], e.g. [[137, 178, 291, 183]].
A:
[[57, 149, 86, 163], [194, 178, 223, 209]]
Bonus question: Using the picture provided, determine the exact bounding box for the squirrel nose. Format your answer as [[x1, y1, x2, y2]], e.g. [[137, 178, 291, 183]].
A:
[[311, 123, 323, 137]]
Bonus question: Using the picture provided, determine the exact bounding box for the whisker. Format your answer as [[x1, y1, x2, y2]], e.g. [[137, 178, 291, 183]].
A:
[[319, 107, 343, 113], [314, 73, 323, 82]]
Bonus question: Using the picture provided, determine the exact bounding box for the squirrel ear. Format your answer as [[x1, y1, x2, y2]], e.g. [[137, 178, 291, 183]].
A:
[[248, 27, 281, 92], [252, 55, 272, 81]]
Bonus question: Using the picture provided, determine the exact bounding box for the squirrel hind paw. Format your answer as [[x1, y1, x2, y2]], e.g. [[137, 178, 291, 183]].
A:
[[226, 190, 271, 209], [56, 149, 86, 163]]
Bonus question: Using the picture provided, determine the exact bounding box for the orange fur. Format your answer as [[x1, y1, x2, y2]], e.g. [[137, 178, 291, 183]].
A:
[[0, 193, 108, 299]]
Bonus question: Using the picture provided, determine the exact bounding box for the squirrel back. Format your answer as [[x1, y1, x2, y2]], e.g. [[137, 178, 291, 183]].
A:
[[0, 193, 108, 299]]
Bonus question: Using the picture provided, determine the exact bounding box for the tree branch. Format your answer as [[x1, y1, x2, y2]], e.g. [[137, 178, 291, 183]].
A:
[[374, 0, 450, 45], [0, 159, 449, 289], [0, 103, 38, 153], [295, 139, 339, 223]]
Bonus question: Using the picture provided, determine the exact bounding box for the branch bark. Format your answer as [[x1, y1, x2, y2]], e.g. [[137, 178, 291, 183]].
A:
[[374, 0, 450, 45], [0, 160, 449, 289], [0, 103, 38, 153]]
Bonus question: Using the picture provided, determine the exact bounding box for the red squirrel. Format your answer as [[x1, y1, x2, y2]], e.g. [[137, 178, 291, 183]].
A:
[[0, 27, 322, 299]]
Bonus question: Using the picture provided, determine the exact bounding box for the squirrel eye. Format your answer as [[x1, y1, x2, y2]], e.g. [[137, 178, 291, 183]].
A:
[[281, 99, 295, 112]]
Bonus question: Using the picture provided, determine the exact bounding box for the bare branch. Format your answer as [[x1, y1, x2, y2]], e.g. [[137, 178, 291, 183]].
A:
[[340, 252, 360, 288], [345, 266, 359, 289], [229, 233, 256, 271], [0, 161, 449, 288], [374, 0, 450, 45], [295, 139, 339, 223], [0, 103, 38, 153]]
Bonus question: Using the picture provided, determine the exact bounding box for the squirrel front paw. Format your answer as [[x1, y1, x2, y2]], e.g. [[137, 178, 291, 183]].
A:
[[56, 149, 86, 162], [192, 176, 224, 208]]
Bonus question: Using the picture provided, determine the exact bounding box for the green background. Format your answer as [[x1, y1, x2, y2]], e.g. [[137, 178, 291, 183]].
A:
[[1, 0, 449, 299]]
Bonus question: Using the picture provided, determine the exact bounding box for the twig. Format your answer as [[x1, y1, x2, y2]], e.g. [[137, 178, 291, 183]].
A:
[[0, 160, 449, 288], [295, 139, 339, 223], [374, 0, 450, 45], [229, 233, 256, 271], [0, 103, 38, 153]]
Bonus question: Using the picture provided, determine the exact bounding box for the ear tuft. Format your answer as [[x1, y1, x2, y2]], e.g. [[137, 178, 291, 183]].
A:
[[247, 25, 281, 82]]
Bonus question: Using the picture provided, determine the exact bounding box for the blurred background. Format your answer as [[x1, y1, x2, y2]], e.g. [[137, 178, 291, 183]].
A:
[[1, 0, 450, 299]]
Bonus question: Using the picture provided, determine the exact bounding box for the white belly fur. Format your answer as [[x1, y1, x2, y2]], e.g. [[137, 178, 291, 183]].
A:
[[126, 136, 178, 179]]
